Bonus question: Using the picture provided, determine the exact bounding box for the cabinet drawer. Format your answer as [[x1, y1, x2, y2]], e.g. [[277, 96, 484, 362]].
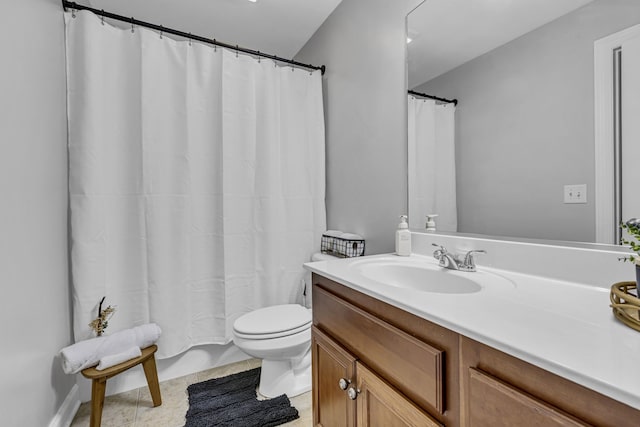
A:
[[357, 362, 443, 427], [314, 285, 444, 414], [468, 368, 590, 427]]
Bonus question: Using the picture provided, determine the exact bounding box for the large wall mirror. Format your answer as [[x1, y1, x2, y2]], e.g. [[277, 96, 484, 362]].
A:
[[407, 0, 640, 246]]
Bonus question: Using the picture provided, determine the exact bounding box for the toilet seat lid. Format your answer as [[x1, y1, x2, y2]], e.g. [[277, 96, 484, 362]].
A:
[[233, 304, 311, 338]]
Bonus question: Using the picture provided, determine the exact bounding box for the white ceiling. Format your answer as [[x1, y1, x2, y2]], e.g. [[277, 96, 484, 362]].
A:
[[81, 1, 595, 88], [408, 0, 595, 89], [86, 0, 343, 59]]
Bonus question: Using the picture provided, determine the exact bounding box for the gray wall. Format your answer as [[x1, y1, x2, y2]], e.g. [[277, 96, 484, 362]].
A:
[[414, 0, 640, 242], [296, 0, 422, 254], [0, 0, 75, 425]]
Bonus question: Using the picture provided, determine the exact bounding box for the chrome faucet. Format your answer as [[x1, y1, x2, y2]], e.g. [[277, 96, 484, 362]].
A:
[[432, 244, 461, 270], [432, 244, 486, 272], [460, 249, 486, 272]]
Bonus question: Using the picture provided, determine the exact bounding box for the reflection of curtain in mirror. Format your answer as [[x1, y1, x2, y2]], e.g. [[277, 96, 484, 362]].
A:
[[407, 96, 457, 231]]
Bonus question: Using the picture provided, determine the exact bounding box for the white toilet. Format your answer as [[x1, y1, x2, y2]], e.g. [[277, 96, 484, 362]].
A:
[[232, 304, 312, 398], [231, 252, 337, 398]]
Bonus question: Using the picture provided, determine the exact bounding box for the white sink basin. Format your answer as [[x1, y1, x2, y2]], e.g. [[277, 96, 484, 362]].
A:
[[352, 257, 515, 294]]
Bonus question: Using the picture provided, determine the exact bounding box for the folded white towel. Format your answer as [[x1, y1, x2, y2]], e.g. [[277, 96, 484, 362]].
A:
[[339, 233, 363, 240], [96, 346, 142, 371], [311, 252, 340, 261], [60, 323, 162, 374], [323, 230, 344, 237]]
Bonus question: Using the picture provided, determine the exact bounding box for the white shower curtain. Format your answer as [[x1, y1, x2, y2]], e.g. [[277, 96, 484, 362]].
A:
[[65, 11, 326, 358], [407, 96, 457, 231]]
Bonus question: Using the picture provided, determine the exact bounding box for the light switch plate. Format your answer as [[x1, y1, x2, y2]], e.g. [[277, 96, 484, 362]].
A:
[[564, 184, 587, 204]]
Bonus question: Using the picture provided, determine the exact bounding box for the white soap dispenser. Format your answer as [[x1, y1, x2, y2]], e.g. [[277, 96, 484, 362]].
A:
[[395, 215, 411, 256], [426, 214, 438, 232]]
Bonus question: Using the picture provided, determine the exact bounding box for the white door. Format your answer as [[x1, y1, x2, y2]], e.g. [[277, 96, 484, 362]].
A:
[[595, 24, 640, 244], [621, 35, 640, 235]]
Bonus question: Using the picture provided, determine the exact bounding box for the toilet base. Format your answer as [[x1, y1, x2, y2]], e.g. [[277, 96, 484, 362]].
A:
[[258, 351, 311, 398]]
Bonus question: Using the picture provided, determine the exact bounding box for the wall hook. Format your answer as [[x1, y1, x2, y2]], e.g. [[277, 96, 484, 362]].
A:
[[159, 25, 163, 39], [188, 33, 192, 46], [235, 45, 239, 58], [100, 10, 105, 25], [130, 17, 135, 33], [71, 8, 76, 18], [214, 39, 217, 52]]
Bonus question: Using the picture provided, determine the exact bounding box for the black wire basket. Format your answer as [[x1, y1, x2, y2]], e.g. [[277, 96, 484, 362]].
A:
[[321, 234, 365, 258]]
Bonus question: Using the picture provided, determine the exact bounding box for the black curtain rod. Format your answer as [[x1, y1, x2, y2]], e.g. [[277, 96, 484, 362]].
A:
[[61, 1, 326, 75], [408, 90, 458, 106]]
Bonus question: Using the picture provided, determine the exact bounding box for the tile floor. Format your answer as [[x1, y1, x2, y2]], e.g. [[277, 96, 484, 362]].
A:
[[70, 358, 312, 427]]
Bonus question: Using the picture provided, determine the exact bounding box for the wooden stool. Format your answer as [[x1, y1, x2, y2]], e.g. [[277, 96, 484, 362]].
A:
[[81, 345, 162, 427]]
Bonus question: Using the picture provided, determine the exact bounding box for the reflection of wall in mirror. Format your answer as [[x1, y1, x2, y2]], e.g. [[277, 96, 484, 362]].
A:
[[411, 0, 640, 242]]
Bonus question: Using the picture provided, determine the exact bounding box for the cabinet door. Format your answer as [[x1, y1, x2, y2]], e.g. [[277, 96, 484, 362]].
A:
[[356, 362, 443, 427], [313, 283, 445, 413], [312, 326, 357, 427], [468, 368, 590, 427]]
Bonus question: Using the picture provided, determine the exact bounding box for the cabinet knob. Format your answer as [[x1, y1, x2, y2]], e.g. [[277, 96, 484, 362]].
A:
[[338, 378, 351, 390], [347, 387, 360, 400]]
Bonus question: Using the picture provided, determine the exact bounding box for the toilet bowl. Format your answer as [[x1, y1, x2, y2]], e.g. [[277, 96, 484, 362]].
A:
[[232, 252, 338, 398], [232, 304, 312, 398]]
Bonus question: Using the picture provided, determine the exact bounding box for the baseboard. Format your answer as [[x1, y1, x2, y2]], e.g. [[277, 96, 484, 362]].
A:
[[48, 384, 80, 427]]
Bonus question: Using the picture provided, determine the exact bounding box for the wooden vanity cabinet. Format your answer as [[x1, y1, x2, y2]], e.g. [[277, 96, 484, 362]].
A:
[[312, 274, 460, 426], [312, 326, 441, 427], [312, 274, 640, 427], [312, 326, 356, 427], [356, 360, 442, 427], [460, 336, 640, 427], [466, 367, 589, 426]]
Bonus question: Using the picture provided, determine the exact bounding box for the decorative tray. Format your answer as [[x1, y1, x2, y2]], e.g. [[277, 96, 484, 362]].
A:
[[610, 281, 640, 332]]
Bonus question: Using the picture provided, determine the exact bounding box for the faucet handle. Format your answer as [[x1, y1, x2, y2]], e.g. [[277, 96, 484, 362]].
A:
[[431, 243, 446, 257], [432, 243, 446, 251], [461, 250, 486, 271]]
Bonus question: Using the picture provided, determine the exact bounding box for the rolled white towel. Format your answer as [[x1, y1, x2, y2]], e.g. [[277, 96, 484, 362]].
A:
[[131, 323, 162, 350], [60, 331, 134, 374], [96, 346, 142, 371], [60, 323, 161, 374]]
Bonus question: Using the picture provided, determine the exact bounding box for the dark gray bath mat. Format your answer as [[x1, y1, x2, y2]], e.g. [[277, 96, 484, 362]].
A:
[[184, 367, 299, 427]]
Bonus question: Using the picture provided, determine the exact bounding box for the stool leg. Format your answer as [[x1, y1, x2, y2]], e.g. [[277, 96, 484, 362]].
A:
[[90, 377, 107, 427], [142, 355, 162, 407]]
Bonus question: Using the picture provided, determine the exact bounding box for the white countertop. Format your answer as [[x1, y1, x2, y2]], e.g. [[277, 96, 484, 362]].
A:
[[304, 253, 640, 410]]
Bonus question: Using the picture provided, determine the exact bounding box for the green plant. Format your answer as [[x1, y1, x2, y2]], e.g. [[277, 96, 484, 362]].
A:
[[620, 218, 640, 264]]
